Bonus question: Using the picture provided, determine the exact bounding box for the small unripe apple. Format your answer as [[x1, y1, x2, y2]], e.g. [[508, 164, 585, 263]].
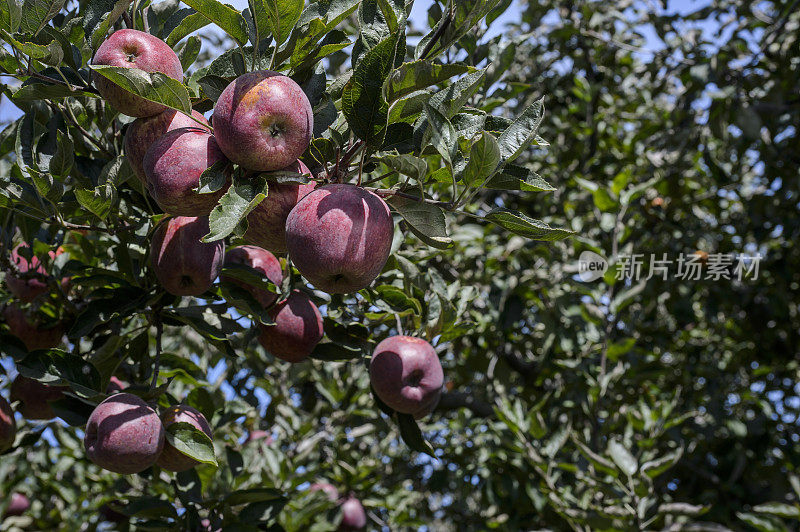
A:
[[221, 245, 283, 308], [10, 375, 67, 420], [213, 70, 313, 171], [0, 395, 16, 452], [125, 109, 210, 184], [2, 305, 64, 352], [339, 496, 367, 531], [92, 29, 184, 117], [84, 393, 165, 474], [285, 184, 394, 293], [257, 290, 323, 363], [150, 216, 225, 296], [244, 160, 316, 254], [156, 405, 213, 472], [5, 243, 68, 302], [144, 127, 231, 216], [3, 493, 29, 517], [369, 336, 443, 415], [309, 482, 339, 502]]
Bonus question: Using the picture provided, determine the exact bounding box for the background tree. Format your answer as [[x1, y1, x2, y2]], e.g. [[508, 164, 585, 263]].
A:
[[1, 0, 799, 531]]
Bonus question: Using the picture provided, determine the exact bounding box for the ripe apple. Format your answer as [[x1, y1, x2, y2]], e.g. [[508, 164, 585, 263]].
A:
[[2, 305, 64, 352], [339, 496, 367, 531], [5, 243, 68, 302], [84, 393, 165, 474], [369, 336, 443, 415], [3, 493, 29, 517], [0, 395, 15, 452], [213, 70, 313, 171], [156, 405, 213, 472], [144, 127, 231, 216], [244, 160, 316, 254], [125, 109, 209, 184], [257, 290, 323, 363], [285, 184, 394, 293], [309, 482, 339, 502], [10, 375, 67, 420], [150, 216, 225, 296], [221, 245, 283, 308], [92, 29, 184, 117]]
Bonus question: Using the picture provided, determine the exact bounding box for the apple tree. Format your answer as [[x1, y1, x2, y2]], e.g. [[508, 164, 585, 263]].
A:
[[0, 0, 574, 529]]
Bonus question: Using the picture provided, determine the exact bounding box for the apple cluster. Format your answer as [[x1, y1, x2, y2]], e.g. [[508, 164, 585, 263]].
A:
[[1, 27, 447, 522]]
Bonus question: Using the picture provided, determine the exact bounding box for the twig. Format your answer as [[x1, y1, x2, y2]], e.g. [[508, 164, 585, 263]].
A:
[[365, 187, 452, 209], [121, 11, 133, 29], [54, 102, 114, 157], [150, 311, 163, 391]]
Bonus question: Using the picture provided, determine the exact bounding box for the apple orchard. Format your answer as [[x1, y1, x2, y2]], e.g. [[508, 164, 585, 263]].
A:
[[0, 0, 578, 529]]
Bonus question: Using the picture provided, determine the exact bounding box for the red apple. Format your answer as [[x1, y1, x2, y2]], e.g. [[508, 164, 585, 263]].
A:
[[124, 109, 209, 184], [144, 127, 231, 216], [257, 290, 323, 363], [2, 305, 64, 352], [0, 395, 15, 452], [156, 405, 213, 472], [5, 243, 68, 302], [3, 493, 29, 517], [150, 216, 225, 296], [9, 375, 67, 420], [369, 336, 443, 415], [84, 393, 165, 474], [244, 160, 316, 254], [309, 482, 339, 502], [221, 245, 283, 308], [339, 496, 367, 531], [92, 29, 184, 117], [285, 184, 394, 293], [213, 70, 313, 171], [245, 429, 274, 445]]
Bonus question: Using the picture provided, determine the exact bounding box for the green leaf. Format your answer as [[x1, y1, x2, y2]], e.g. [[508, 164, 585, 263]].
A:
[[203, 176, 268, 242], [88, 0, 130, 49], [415, 0, 502, 60], [254, 0, 303, 46], [383, 61, 473, 102], [462, 131, 500, 188], [178, 35, 201, 70], [309, 340, 363, 361], [497, 97, 545, 162], [12, 82, 94, 101], [640, 448, 683, 478], [165, 421, 217, 466], [573, 438, 619, 477], [485, 163, 555, 192], [423, 102, 457, 167], [180, 0, 248, 45], [90, 65, 191, 115], [376, 153, 427, 183], [607, 440, 638, 476], [396, 413, 435, 457], [196, 74, 230, 102], [225, 488, 284, 506], [737, 512, 787, 532], [17, 349, 102, 396], [387, 90, 429, 124], [341, 32, 400, 147], [166, 11, 210, 46], [75, 183, 116, 220], [387, 194, 453, 249], [19, 0, 64, 36], [1, 29, 63, 65], [752, 503, 800, 519], [483, 208, 573, 241], [196, 159, 230, 194], [0, 0, 22, 32]]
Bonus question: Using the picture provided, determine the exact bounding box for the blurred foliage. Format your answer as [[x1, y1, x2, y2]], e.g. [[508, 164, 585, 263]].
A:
[[0, 0, 799, 530]]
